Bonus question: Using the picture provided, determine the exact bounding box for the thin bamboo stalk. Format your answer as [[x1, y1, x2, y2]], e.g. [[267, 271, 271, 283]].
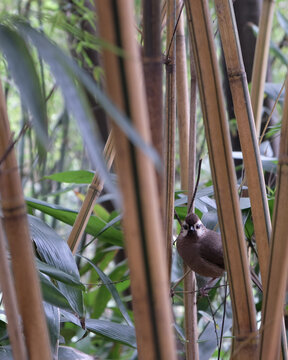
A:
[[184, 1, 257, 358], [0, 221, 28, 360], [94, 1, 177, 359], [143, 0, 164, 210], [164, 0, 177, 278], [250, 0, 275, 136], [176, 3, 199, 358], [0, 80, 52, 360], [67, 131, 115, 253], [215, 0, 271, 291], [259, 76, 288, 360]]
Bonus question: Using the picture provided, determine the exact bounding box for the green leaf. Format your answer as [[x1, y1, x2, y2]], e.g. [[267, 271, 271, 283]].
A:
[[81, 256, 132, 326], [28, 215, 84, 316], [58, 346, 94, 360], [14, 20, 162, 172], [86, 319, 136, 348], [36, 258, 85, 290], [0, 24, 48, 148], [43, 170, 94, 184], [40, 273, 75, 312], [26, 197, 123, 246], [43, 302, 60, 357]]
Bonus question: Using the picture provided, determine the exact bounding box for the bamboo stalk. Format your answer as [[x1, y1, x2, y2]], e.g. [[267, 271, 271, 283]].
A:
[[176, 3, 199, 359], [143, 0, 164, 210], [259, 76, 288, 360], [67, 131, 115, 253], [164, 0, 177, 278], [0, 221, 28, 360], [215, 0, 271, 292], [94, 1, 177, 359], [184, 1, 257, 358], [0, 80, 52, 359], [250, 0, 275, 136]]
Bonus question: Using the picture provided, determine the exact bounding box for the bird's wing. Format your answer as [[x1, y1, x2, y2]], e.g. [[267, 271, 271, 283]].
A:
[[199, 236, 225, 270]]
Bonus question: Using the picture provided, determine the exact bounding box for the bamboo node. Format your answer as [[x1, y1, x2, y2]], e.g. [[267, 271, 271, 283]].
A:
[[227, 69, 246, 81], [89, 184, 102, 193]]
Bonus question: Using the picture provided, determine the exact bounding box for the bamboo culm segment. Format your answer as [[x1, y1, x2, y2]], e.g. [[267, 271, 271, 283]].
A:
[[184, 0, 257, 358], [95, 1, 177, 359], [259, 76, 288, 360], [0, 80, 52, 360], [215, 0, 271, 292]]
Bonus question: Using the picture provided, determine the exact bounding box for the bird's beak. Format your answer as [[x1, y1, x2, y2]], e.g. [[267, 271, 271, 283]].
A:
[[190, 225, 195, 231]]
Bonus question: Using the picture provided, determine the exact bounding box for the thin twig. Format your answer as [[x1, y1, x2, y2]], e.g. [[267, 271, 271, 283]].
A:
[[218, 276, 228, 359], [207, 294, 220, 349], [0, 124, 29, 166], [188, 158, 202, 214]]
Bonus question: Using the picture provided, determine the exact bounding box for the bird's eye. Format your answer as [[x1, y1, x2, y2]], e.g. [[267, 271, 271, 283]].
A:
[[195, 224, 200, 230], [183, 224, 188, 230]]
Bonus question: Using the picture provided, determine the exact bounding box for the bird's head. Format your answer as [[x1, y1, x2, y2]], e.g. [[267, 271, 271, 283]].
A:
[[180, 213, 206, 239]]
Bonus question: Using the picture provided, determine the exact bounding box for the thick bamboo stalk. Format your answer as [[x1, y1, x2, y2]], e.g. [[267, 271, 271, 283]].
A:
[[143, 0, 164, 209], [250, 0, 275, 136], [259, 76, 288, 360], [67, 131, 115, 253], [0, 81, 51, 360], [176, 4, 199, 359], [215, 0, 271, 291], [184, 1, 257, 358], [164, 0, 177, 278], [0, 222, 28, 360], [94, 2, 177, 359]]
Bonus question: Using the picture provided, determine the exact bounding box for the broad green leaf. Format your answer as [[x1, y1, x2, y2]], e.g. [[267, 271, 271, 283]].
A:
[[12, 20, 117, 200], [28, 215, 84, 316], [0, 25, 47, 148], [81, 256, 132, 326], [26, 197, 123, 246], [86, 319, 136, 348], [43, 170, 94, 184], [43, 302, 60, 357], [277, 11, 288, 36], [14, 20, 162, 172], [36, 258, 85, 290], [58, 346, 94, 360], [40, 273, 75, 312]]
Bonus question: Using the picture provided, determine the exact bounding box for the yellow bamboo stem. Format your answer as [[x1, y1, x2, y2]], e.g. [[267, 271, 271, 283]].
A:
[[250, 0, 275, 136], [94, 1, 177, 359], [184, 0, 257, 357], [0, 80, 51, 360], [0, 222, 28, 360], [68, 131, 115, 253], [259, 76, 288, 360], [164, 0, 177, 278]]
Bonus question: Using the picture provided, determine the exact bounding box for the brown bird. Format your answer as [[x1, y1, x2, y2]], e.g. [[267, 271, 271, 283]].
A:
[[176, 212, 262, 290]]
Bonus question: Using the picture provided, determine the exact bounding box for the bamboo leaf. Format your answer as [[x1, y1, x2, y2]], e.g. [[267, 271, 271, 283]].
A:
[[85, 319, 136, 348], [43, 302, 60, 357], [58, 346, 94, 360], [80, 255, 133, 326], [40, 273, 75, 312], [0, 24, 48, 147], [36, 258, 85, 290], [26, 198, 123, 246], [43, 170, 94, 184], [13, 20, 162, 172], [28, 215, 84, 316]]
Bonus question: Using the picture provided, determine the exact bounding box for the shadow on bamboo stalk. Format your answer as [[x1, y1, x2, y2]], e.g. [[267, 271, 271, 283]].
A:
[[95, 1, 177, 359], [184, 0, 258, 358]]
